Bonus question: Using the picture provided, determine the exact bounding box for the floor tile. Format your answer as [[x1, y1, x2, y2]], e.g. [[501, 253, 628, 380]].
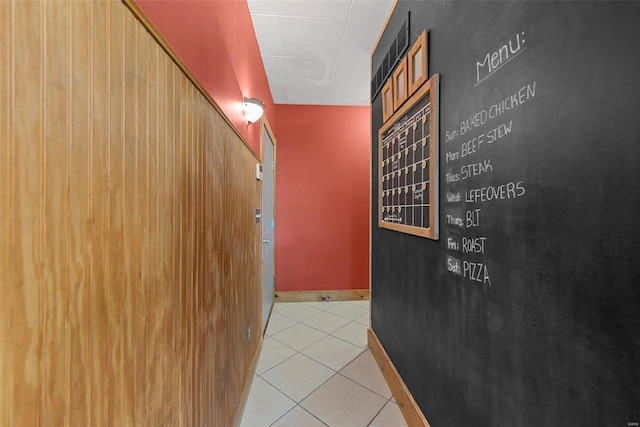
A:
[[301, 374, 387, 427], [272, 323, 327, 352], [239, 376, 295, 427], [354, 312, 370, 326], [302, 301, 340, 310], [369, 400, 408, 427], [347, 300, 370, 309], [302, 310, 351, 334], [265, 312, 297, 336], [326, 301, 368, 320], [272, 302, 299, 313], [255, 337, 297, 375], [278, 303, 323, 322], [302, 335, 365, 371], [261, 354, 334, 402], [340, 350, 392, 399], [332, 321, 369, 348], [271, 406, 328, 427]]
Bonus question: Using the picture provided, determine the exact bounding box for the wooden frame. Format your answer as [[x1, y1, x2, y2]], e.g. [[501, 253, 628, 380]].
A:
[[408, 30, 428, 95], [368, 329, 431, 427], [275, 290, 369, 302], [382, 78, 394, 123], [378, 74, 439, 239], [392, 56, 408, 111]]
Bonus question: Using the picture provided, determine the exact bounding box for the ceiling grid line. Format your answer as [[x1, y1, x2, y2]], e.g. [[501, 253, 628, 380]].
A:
[[248, 0, 395, 106]]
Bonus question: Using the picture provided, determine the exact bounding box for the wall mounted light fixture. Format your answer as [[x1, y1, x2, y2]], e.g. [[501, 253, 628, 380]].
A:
[[242, 96, 264, 124]]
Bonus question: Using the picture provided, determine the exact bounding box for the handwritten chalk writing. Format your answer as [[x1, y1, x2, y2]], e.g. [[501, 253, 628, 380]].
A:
[[461, 134, 484, 158], [460, 110, 488, 136], [447, 193, 461, 202], [447, 238, 459, 251], [476, 32, 526, 85], [489, 82, 536, 118], [461, 160, 492, 180], [413, 189, 424, 201], [384, 216, 403, 222], [452, 82, 536, 140], [466, 209, 481, 228], [462, 237, 487, 254], [463, 261, 491, 285], [446, 215, 464, 227], [447, 256, 461, 274], [465, 181, 525, 203], [446, 172, 460, 183], [446, 151, 460, 162], [445, 129, 459, 142], [486, 121, 512, 144]]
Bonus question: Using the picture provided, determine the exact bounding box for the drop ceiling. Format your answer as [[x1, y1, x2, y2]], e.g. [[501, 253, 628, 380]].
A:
[[247, 0, 395, 106]]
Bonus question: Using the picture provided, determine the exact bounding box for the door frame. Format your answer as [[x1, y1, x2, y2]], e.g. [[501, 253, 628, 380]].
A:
[[261, 117, 277, 333]]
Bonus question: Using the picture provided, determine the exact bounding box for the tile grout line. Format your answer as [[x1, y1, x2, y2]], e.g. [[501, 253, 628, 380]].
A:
[[244, 302, 397, 427]]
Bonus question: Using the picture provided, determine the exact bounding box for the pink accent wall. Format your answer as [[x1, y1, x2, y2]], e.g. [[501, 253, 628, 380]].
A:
[[134, 0, 273, 157], [275, 105, 371, 291]]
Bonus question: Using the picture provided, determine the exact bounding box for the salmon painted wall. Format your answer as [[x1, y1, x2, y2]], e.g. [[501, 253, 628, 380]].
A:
[[275, 105, 371, 291], [133, 0, 273, 157]]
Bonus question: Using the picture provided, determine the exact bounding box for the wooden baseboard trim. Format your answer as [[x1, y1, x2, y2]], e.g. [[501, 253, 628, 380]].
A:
[[274, 289, 369, 302], [368, 328, 431, 427], [233, 334, 264, 426]]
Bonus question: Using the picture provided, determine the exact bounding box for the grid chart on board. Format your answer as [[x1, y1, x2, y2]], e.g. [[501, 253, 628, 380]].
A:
[[380, 101, 431, 228]]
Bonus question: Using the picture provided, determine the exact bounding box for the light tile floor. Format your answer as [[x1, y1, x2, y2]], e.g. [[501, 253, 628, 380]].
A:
[[240, 301, 408, 427]]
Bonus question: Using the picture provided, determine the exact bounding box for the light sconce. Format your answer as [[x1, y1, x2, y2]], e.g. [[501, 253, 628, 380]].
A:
[[242, 96, 264, 125]]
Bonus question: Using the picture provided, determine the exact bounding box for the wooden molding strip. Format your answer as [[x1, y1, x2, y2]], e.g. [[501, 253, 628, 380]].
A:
[[233, 333, 264, 426], [368, 328, 431, 427], [371, 0, 399, 58], [121, 0, 260, 161], [274, 290, 369, 303]]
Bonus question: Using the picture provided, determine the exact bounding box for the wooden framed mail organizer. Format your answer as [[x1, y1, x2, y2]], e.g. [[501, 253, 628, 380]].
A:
[[379, 73, 439, 239]]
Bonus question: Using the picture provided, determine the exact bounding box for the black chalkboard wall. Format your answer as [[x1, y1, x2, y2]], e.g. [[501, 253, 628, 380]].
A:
[[370, 2, 640, 426]]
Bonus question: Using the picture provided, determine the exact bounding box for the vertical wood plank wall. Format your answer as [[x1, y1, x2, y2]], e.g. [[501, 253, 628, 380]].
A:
[[0, 1, 262, 425]]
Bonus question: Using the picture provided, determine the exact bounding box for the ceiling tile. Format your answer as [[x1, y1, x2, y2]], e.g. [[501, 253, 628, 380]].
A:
[[339, 18, 381, 58], [288, 84, 330, 105], [251, 15, 283, 56], [250, 0, 393, 106], [270, 84, 290, 103], [262, 56, 289, 84], [277, 0, 351, 19], [348, 0, 395, 23], [328, 83, 369, 106], [247, 0, 279, 16], [280, 16, 346, 58], [333, 58, 369, 85], [285, 57, 337, 85]]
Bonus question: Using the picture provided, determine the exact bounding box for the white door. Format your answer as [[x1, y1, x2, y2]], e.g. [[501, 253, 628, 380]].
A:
[[261, 125, 275, 332]]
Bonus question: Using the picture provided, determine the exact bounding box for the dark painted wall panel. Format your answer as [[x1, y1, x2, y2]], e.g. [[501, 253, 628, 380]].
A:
[[371, 2, 640, 426]]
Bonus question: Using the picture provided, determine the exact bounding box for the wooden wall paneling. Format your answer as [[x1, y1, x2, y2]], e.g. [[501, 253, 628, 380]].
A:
[[106, 2, 125, 425], [178, 72, 188, 426], [214, 115, 230, 427], [1, 1, 267, 423], [146, 32, 160, 426], [202, 100, 219, 427], [89, 2, 109, 424], [186, 84, 197, 425], [134, 21, 150, 426], [11, 1, 44, 425], [155, 39, 168, 427], [0, 1, 11, 424], [167, 58, 179, 427], [121, 9, 137, 424], [68, 3, 91, 423], [194, 92, 204, 427], [42, 1, 69, 425]]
